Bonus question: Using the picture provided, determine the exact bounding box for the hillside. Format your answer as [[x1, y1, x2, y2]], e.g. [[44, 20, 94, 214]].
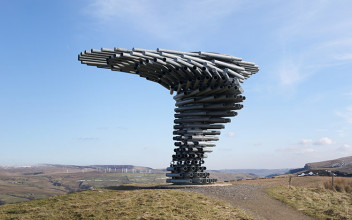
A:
[[0, 165, 166, 205], [304, 156, 352, 170], [0, 164, 259, 205], [213, 169, 291, 177], [0, 189, 252, 219], [301, 156, 352, 176]]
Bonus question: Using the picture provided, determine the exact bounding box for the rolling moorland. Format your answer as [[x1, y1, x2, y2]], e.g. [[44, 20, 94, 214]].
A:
[[0, 164, 264, 205], [0, 156, 351, 219], [0, 176, 351, 219]]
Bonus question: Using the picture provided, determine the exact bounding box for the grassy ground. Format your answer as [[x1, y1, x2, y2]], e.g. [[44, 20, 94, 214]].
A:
[[0, 168, 256, 205], [0, 189, 252, 220], [233, 175, 336, 187], [235, 176, 352, 219], [0, 171, 166, 204], [267, 185, 352, 219], [323, 178, 352, 193]]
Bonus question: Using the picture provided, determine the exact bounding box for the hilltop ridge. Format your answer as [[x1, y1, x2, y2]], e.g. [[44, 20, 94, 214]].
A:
[[304, 156, 352, 170], [289, 156, 352, 176]]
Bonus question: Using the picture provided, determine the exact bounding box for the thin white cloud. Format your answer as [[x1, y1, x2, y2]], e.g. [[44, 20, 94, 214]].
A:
[[218, 147, 232, 152], [313, 137, 334, 145], [85, 0, 242, 47], [345, 92, 352, 97], [277, 145, 317, 154], [277, 146, 299, 152], [319, 37, 352, 49], [336, 106, 352, 124], [337, 129, 345, 137], [334, 53, 352, 61], [226, 132, 235, 137], [274, 2, 352, 87], [316, 128, 328, 132], [77, 137, 99, 141], [339, 144, 352, 151], [301, 148, 316, 153], [299, 139, 313, 145], [278, 58, 304, 86]]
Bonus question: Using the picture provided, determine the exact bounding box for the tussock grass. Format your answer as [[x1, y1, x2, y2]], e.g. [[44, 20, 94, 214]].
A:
[[267, 186, 352, 220], [323, 178, 352, 193], [0, 189, 252, 219]]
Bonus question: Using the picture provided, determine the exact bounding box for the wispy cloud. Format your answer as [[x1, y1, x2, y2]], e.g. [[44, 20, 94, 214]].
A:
[[277, 146, 299, 152], [218, 147, 232, 152], [301, 148, 316, 153], [336, 106, 352, 124], [85, 0, 241, 48], [299, 139, 313, 145], [279, 137, 336, 155], [277, 145, 316, 154], [313, 137, 334, 145], [319, 37, 352, 49], [96, 126, 128, 130], [334, 53, 352, 61], [338, 144, 352, 152], [96, 126, 109, 130], [344, 92, 352, 97], [278, 57, 304, 86], [226, 132, 235, 137], [274, 2, 352, 88], [299, 138, 335, 146], [77, 137, 99, 141]]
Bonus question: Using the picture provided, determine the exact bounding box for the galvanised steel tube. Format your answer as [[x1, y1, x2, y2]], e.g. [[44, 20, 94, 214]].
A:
[[78, 46, 259, 185]]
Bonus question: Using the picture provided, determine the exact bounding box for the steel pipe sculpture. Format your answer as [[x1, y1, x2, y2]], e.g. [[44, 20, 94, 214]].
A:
[[78, 47, 259, 184]]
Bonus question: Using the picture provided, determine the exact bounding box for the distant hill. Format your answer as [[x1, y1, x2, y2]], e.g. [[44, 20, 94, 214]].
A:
[[0, 164, 164, 174], [304, 156, 352, 170], [212, 169, 291, 177], [0, 164, 167, 205], [0, 163, 263, 205], [290, 156, 352, 176]]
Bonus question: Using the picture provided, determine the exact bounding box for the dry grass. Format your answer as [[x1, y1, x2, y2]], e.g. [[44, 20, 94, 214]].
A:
[[267, 186, 352, 219], [323, 178, 352, 193], [238, 176, 352, 219], [0, 189, 252, 220], [233, 176, 336, 188]]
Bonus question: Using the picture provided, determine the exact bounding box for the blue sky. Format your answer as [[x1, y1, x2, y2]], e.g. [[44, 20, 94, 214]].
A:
[[0, 0, 351, 169]]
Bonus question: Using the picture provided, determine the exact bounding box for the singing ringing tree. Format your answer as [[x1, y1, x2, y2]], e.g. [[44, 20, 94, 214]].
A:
[[78, 47, 259, 184]]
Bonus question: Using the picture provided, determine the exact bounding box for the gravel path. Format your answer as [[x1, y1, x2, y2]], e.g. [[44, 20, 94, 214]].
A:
[[180, 184, 314, 220], [111, 184, 314, 220]]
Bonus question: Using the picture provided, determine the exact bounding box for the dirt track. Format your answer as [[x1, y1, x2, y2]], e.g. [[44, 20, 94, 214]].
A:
[[181, 184, 314, 220], [112, 178, 319, 220]]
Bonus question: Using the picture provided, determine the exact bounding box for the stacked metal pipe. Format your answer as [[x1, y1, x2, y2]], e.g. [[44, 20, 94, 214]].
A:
[[78, 47, 259, 184]]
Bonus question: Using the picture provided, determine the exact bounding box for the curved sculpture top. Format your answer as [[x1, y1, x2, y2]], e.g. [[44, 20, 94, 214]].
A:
[[78, 47, 259, 184]]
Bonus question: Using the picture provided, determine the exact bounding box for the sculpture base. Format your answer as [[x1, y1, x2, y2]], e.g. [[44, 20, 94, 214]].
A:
[[166, 178, 217, 184]]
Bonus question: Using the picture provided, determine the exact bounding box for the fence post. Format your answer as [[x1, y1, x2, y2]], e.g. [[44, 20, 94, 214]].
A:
[[332, 173, 334, 187], [289, 175, 292, 188]]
